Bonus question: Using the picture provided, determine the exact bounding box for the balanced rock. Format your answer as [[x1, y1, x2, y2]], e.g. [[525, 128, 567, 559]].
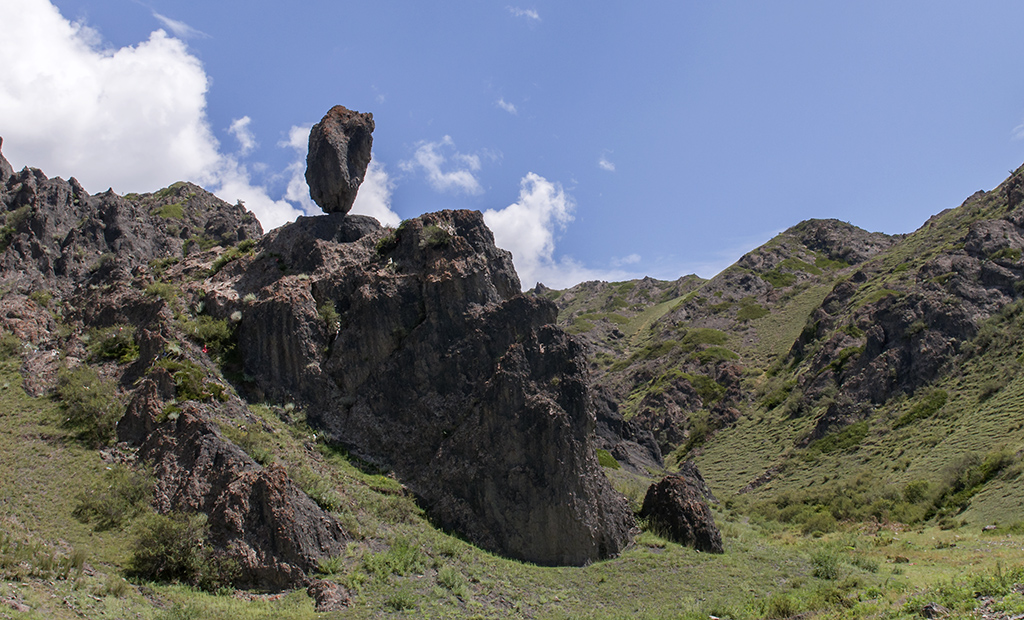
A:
[[305, 105, 374, 214], [640, 471, 724, 553]]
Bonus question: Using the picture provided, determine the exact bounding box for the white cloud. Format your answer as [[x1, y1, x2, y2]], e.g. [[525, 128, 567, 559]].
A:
[[0, 0, 220, 193], [228, 116, 256, 155], [612, 253, 641, 266], [214, 156, 304, 230], [401, 136, 484, 195], [152, 12, 208, 39], [598, 156, 616, 172], [351, 161, 400, 227], [497, 98, 517, 115], [507, 6, 541, 21], [484, 173, 575, 288], [0, 0, 314, 232]]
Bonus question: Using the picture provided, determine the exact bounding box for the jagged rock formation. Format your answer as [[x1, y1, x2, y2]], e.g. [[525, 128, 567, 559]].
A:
[[0, 138, 348, 590], [639, 469, 723, 553], [210, 210, 634, 565], [0, 124, 633, 573], [305, 105, 374, 214], [119, 378, 348, 590]]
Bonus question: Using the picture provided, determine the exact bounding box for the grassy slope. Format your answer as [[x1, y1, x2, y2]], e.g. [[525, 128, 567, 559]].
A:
[[6, 337, 1024, 619]]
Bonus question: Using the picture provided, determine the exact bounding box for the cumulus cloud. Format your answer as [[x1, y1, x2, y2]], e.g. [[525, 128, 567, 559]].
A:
[[507, 6, 540, 21], [214, 156, 304, 230], [152, 12, 209, 39], [497, 98, 517, 115], [228, 116, 256, 155], [401, 136, 484, 195], [352, 161, 400, 226], [0, 0, 220, 193], [484, 173, 575, 288], [0, 0, 317, 232], [598, 156, 616, 172]]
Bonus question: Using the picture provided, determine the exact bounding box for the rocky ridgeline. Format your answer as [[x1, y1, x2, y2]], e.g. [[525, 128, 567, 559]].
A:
[[0, 104, 651, 590]]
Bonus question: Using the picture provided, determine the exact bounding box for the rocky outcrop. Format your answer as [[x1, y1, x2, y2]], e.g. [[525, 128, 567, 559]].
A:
[[219, 209, 635, 566], [0, 148, 260, 294], [639, 471, 723, 553], [305, 106, 374, 214], [119, 380, 348, 590], [0, 138, 13, 183]]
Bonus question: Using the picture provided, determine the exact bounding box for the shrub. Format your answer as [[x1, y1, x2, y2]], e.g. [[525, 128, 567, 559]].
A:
[[318, 301, 340, 332], [807, 422, 869, 455], [126, 511, 238, 591], [153, 359, 227, 403], [86, 324, 139, 363], [362, 536, 424, 580], [144, 281, 178, 303], [0, 332, 21, 360], [73, 464, 154, 531], [437, 565, 467, 597], [894, 389, 947, 428], [737, 299, 769, 321], [375, 230, 400, 255], [55, 365, 123, 446], [153, 202, 185, 219], [596, 449, 621, 469], [28, 290, 52, 307], [420, 224, 452, 249], [210, 239, 257, 274], [811, 548, 841, 580]]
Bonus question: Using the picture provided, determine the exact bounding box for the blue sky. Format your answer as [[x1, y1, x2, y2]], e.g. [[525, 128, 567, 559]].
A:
[[4, 1, 1024, 288]]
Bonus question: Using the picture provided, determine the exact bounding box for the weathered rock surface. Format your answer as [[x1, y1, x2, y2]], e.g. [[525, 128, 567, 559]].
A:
[[639, 471, 723, 553], [305, 105, 374, 214], [217, 209, 635, 565], [0, 148, 261, 295], [119, 381, 349, 590]]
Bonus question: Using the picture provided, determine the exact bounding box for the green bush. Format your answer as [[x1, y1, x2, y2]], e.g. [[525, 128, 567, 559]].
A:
[[73, 464, 153, 531], [811, 548, 840, 580], [153, 359, 227, 403], [894, 389, 947, 428], [596, 449, 621, 469], [363, 536, 424, 580], [145, 281, 178, 303], [55, 365, 124, 446], [126, 511, 238, 591], [737, 299, 769, 321], [210, 239, 257, 274], [807, 422, 869, 455], [86, 324, 139, 363], [420, 224, 452, 249], [437, 565, 467, 597]]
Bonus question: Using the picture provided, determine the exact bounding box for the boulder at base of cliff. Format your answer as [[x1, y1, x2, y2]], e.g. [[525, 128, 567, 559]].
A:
[[639, 472, 724, 554], [305, 105, 374, 215]]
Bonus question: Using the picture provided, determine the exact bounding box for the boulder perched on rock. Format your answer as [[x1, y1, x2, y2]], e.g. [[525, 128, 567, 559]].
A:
[[305, 105, 374, 215], [221, 209, 635, 566], [640, 471, 723, 553]]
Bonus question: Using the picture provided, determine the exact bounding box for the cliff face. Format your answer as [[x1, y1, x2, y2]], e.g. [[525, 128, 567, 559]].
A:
[[210, 210, 634, 565]]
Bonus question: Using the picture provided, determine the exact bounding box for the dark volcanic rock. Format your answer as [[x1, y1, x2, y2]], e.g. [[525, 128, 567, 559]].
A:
[[119, 386, 349, 590], [305, 106, 374, 215], [639, 472, 723, 553], [224, 209, 634, 566]]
